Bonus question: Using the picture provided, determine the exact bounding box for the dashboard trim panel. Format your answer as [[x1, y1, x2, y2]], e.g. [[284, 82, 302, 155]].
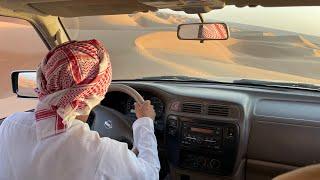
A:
[[102, 81, 320, 179]]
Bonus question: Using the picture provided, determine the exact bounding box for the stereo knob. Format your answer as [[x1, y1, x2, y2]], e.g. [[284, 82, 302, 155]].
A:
[[192, 159, 201, 168], [168, 128, 177, 136], [209, 159, 220, 169], [196, 137, 202, 144], [169, 120, 177, 127]]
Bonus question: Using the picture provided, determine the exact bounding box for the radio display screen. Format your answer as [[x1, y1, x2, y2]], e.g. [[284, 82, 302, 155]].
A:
[[190, 127, 213, 134]]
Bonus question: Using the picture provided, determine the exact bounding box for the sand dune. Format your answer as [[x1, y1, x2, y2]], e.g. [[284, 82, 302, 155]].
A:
[[135, 31, 236, 63], [138, 41, 320, 84], [232, 31, 265, 37], [132, 12, 172, 27], [63, 12, 177, 30], [18, 76, 37, 97], [233, 33, 319, 46], [230, 41, 317, 58], [167, 16, 185, 24], [135, 30, 320, 65], [19, 77, 36, 88], [101, 15, 139, 26], [229, 34, 320, 58], [156, 13, 190, 23], [134, 30, 320, 84], [229, 29, 320, 58], [63, 15, 139, 30]]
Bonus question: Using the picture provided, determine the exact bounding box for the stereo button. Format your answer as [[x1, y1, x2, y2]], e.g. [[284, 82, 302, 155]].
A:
[[168, 129, 177, 136], [204, 139, 216, 142], [215, 130, 221, 136], [227, 127, 235, 137]]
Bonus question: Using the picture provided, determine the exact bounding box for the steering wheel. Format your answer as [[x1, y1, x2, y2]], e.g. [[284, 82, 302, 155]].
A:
[[90, 84, 144, 148]]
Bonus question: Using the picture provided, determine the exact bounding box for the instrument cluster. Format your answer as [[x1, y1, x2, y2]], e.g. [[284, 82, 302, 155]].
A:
[[125, 93, 165, 124]]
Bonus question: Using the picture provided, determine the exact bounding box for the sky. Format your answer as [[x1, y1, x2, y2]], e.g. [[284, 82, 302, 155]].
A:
[[160, 6, 320, 36]]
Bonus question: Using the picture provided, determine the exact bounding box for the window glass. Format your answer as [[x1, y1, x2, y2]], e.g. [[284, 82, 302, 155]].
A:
[[61, 8, 320, 85], [0, 17, 48, 119]]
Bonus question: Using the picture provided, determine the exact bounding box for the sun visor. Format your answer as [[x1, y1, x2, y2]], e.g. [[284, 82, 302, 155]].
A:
[[0, 0, 156, 17]]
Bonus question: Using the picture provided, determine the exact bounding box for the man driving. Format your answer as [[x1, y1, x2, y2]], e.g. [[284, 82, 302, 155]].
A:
[[0, 40, 160, 180]]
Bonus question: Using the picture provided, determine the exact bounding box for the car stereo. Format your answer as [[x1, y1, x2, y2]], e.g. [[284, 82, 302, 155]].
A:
[[166, 115, 239, 176], [181, 122, 223, 150]]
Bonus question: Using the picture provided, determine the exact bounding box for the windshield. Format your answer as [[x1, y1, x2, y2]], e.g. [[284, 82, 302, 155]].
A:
[[61, 6, 320, 85]]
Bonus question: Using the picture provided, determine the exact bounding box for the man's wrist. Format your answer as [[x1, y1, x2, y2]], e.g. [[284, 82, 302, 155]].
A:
[[133, 117, 154, 131]]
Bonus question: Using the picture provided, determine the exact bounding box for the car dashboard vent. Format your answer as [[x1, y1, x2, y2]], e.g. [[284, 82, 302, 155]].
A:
[[208, 104, 230, 117], [182, 102, 202, 114]]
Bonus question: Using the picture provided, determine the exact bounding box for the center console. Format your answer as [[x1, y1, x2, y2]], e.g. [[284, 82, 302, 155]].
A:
[[166, 115, 239, 176]]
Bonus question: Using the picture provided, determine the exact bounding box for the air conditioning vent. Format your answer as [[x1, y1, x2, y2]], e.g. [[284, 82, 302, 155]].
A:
[[208, 104, 230, 117], [182, 102, 202, 114]]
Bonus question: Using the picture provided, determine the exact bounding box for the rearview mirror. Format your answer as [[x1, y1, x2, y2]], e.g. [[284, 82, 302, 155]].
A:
[[177, 23, 229, 40], [11, 71, 38, 98]]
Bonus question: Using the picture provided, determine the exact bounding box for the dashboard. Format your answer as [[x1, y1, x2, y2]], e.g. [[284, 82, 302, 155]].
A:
[[2, 78, 320, 179], [100, 82, 243, 178], [98, 81, 320, 180]]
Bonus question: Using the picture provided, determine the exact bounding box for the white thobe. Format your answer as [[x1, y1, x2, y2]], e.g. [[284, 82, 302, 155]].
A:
[[0, 112, 160, 180]]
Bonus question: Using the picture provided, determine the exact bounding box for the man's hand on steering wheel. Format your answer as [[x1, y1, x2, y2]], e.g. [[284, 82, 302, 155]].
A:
[[134, 100, 156, 120], [132, 100, 156, 155]]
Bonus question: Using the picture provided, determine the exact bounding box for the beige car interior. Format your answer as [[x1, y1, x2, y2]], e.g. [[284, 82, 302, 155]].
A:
[[0, 1, 319, 180]]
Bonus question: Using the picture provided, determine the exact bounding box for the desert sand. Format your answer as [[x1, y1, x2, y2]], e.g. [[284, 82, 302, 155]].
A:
[[62, 12, 176, 30], [1, 12, 320, 118], [62, 15, 139, 30], [135, 31, 236, 62], [0, 96, 37, 118], [167, 16, 184, 24], [0, 20, 46, 118], [132, 12, 172, 27], [0, 21, 29, 28], [17, 76, 37, 97], [0, 25, 46, 99], [135, 30, 320, 83]]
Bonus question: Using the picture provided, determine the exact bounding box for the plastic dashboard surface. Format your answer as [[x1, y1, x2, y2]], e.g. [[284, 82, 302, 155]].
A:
[[249, 98, 320, 167], [102, 81, 320, 178]]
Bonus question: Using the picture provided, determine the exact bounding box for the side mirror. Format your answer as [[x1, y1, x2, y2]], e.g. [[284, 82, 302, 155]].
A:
[[177, 23, 229, 40], [11, 70, 38, 98]]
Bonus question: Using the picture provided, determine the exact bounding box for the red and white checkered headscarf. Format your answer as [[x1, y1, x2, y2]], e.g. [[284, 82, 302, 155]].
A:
[[35, 39, 112, 139]]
